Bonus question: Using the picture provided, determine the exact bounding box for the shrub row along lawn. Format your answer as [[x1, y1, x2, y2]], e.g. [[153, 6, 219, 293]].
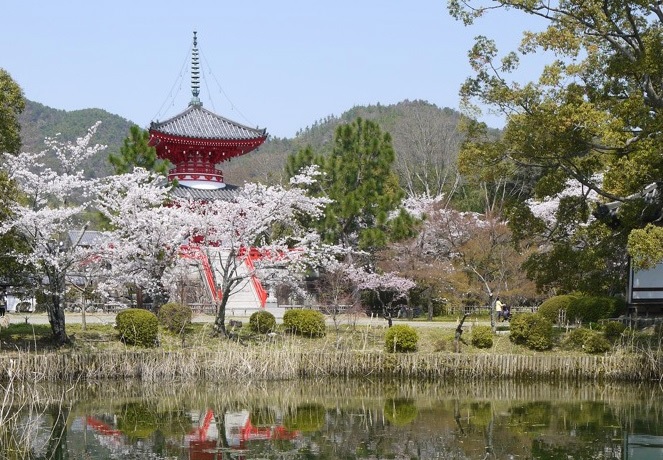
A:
[[0, 313, 656, 359]]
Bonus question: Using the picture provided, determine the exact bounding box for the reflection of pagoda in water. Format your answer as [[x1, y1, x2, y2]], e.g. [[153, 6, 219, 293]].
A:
[[186, 409, 298, 458], [69, 409, 298, 459], [149, 31, 267, 199]]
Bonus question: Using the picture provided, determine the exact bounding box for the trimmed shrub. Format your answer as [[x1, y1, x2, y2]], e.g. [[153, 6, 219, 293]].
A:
[[471, 325, 494, 349], [509, 313, 553, 351], [567, 296, 626, 324], [283, 309, 326, 337], [561, 327, 613, 353], [509, 313, 535, 345], [282, 309, 299, 330], [116, 308, 159, 347], [249, 310, 276, 334], [603, 321, 627, 342], [537, 295, 577, 324], [157, 302, 192, 333], [584, 333, 612, 354], [561, 328, 593, 351], [385, 324, 418, 353], [526, 316, 554, 351]]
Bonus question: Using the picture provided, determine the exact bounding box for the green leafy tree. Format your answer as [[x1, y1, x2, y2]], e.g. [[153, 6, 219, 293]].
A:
[[109, 125, 169, 175], [287, 117, 413, 252], [0, 68, 24, 155], [0, 73, 32, 288], [449, 0, 663, 290], [0, 172, 32, 286]]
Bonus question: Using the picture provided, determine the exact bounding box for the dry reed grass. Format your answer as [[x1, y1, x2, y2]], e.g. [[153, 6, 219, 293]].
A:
[[0, 346, 657, 383]]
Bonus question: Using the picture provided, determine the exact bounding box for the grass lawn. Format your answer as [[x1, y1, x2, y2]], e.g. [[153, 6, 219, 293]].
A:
[[0, 314, 651, 360], [0, 318, 538, 356]]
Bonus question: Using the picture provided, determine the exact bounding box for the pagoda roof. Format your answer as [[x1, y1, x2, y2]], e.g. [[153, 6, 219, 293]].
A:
[[170, 183, 240, 201], [150, 104, 267, 142]]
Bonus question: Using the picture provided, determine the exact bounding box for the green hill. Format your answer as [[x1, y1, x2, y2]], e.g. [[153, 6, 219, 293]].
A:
[[18, 100, 134, 178], [18, 99, 473, 191], [225, 99, 469, 193]]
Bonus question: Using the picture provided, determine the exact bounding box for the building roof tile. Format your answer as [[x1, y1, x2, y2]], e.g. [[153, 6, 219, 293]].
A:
[[150, 105, 266, 141]]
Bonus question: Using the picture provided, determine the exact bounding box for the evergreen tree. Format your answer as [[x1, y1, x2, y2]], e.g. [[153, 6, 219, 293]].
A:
[[287, 118, 413, 252], [0, 172, 32, 286], [0, 70, 30, 287], [109, 125, 169, 175], [0, 68, 24, 155]]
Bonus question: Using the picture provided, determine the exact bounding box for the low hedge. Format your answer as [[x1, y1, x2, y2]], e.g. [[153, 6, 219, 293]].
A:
[[116, 308, 159, 347], [537, 295, 577, 324], [567, 296, 627, 324], [561, 328, 593, 351], [602, 321, 627, 342], [562, 327, 613, 354], [584, 333, 612, 354]]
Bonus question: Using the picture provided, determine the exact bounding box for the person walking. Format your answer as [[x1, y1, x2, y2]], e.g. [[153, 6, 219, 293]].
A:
[[495, 297, 504, 322]]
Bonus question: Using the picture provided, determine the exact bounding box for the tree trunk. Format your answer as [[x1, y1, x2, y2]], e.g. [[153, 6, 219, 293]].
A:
[[427, 295, 433, 321], [136, 286, 144, 309], [81, 295, 87, 331], [489, 293, 495, 333], [454, 313, 469, 353], [213, 297, 228, 337], [151, 278, 169, 312], [48, 273, 70, 346], [379, 294, 393, 327]]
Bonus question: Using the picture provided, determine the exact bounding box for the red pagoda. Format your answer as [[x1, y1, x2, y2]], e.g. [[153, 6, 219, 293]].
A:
[[148, 32, 267, 197]]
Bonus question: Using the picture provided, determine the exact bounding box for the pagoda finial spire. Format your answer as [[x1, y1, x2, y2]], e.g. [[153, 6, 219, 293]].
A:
[[190, 31, 202, 107]]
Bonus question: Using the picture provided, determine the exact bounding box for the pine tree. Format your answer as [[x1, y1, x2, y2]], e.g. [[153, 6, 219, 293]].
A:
[[109, 125, 169, 175], [287, 118, 412, 252]]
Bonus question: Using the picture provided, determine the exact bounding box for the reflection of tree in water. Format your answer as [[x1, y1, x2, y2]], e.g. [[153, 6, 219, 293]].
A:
[[3, 380, 662, 459], [43, 405, 69, 460], [384, 398, 418, 426]]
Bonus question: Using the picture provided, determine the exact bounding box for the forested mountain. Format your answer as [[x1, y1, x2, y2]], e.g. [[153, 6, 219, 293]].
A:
[[226, 100, 477, 195], [18, 98, 479, 191], [18, 100, 133, 178]]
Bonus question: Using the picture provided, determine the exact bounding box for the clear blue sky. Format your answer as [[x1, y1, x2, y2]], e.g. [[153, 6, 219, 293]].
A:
[[1, 0, 534, 139]]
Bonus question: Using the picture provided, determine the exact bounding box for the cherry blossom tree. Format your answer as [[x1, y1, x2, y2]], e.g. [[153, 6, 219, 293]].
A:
[[526, 176, 603, 238], [343, 264, 416, 327], [65, 232, 111, 330], [96, 163, 340, 338], [94, 169, 188, 310], [385, 195, 537, 322], [186, 170, 337, 336], [0, 123, 106, 345]]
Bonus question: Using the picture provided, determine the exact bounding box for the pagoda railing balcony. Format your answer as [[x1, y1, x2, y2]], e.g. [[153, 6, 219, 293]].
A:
[[170, 164, 219, 175], [169, 164, 224, 185]]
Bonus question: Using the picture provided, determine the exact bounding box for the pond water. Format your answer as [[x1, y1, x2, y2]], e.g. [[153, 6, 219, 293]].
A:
[[3, 378, 663, 459]]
